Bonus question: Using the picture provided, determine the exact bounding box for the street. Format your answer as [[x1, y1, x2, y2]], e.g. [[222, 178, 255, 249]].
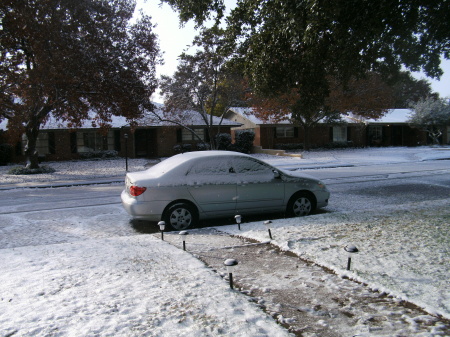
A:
[[1, 160, 448, 249]]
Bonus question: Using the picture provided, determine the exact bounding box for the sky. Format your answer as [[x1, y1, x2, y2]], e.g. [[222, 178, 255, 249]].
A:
[[137, 1, 450, 102]]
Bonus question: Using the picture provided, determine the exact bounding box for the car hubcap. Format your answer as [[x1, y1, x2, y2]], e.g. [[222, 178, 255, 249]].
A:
[[293, 197, 311, 216], [170, 208, 192, 229]]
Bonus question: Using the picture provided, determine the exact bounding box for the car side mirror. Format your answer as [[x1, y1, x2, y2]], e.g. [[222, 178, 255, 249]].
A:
[[273, 170, 281, 179]]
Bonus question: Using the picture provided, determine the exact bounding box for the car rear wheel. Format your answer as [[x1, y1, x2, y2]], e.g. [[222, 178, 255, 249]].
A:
[[164, 203, 198, 231], [287, 192, 315, 217]]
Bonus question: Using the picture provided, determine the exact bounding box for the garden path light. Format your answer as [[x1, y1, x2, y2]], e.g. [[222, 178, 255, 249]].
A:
[[158, 221, 165, 240], [179, 231, 188, 251], [224, 259, 238, 289], [344, 244, 359, 271]]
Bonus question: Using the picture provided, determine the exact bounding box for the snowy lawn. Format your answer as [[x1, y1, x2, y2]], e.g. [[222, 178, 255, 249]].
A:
[[0, 236, 289, 337], [216, 199, 450, 320], [0, 158, 150, 185]]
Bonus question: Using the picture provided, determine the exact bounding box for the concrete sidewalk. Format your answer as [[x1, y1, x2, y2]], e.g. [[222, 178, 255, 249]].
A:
[[160, 228, 450, 337]]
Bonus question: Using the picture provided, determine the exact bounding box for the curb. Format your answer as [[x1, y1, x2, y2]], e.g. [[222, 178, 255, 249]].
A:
[[0, 178, 123, 191]]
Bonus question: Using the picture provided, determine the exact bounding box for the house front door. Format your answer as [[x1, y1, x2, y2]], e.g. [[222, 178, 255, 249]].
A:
[[134, 129, 157, 158]]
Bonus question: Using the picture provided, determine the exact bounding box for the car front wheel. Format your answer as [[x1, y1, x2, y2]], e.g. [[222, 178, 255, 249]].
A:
[[287, 192, 315, 217], [164, 203, 198, 231]]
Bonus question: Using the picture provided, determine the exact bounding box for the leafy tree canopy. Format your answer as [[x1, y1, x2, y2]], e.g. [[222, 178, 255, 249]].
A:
[[1, 0, 160, 167], [389, 72, 438, 108], [163, 0, 449, 120]]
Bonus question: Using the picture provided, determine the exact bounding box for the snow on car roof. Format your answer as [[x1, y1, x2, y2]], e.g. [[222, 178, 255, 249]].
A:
[[141, 151, 251, 178], [173, 150, 250, 160]]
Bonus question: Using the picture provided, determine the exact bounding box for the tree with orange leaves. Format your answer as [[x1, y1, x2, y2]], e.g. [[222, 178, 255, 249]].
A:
[[250, 72, 395, 150], [1, 0, 160, 168]]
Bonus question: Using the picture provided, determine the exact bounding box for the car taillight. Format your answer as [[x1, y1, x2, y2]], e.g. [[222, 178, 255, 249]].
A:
[[130, 186, 147, 197]]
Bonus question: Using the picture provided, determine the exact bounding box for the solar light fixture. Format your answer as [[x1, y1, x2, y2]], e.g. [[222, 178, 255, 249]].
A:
[[344, 244, 359, 271], [224, 258, 238, 289], [235, 215, 242, 230], [158, 221, 166, 240], [264, 220, 273, 240], [179, 231, 188, 251]]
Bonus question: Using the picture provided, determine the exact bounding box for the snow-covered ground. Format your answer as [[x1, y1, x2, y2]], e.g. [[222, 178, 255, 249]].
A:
[[0, 146, 449, 336], [0, 236, 289, 337], [217, 200, 449, 319]]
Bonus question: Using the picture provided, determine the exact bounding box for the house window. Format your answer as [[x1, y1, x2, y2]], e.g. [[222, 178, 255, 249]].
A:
[[182, 128, 205, 141], [77, 131, 113, 153], [333, 126, 347, 142], [36, 132, 50, 155], [22, 132, 54, 155], [276, 126, 295, 138], [368, 126, 383, 142]]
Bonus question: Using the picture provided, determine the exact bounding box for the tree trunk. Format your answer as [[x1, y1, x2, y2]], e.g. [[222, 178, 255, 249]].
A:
[[25, 124, 41, 169], [24, 106, 52, 169]]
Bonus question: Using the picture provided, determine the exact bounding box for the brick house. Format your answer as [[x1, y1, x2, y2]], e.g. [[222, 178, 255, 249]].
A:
[[0, 105, 240, 164], [224, 108, 433, 149]]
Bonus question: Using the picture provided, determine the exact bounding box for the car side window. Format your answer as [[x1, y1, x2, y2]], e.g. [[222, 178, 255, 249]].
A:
[[233, 157, 275, 182], [186, 157, 235, 184]]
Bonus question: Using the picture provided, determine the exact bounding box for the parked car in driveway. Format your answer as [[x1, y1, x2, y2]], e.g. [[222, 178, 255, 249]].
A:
[[121, 151, 330, 230]]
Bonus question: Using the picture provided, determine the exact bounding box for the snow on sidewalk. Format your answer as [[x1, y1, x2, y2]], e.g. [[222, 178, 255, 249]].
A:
[[216, 200, 450, 321], [0, 235, 290, 337], [162, 228, 449, 336]]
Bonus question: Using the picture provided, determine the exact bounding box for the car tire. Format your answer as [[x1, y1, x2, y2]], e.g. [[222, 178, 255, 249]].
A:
[[286, 192, 316, 217], [163, 202, 198, 231]]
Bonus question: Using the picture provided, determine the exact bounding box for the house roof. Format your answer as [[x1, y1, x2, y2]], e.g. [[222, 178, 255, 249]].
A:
[[365, 109, 413, 124], [0, 103, 240, 131], [228, 107, 292, 125], [228, 107, 414, 125]]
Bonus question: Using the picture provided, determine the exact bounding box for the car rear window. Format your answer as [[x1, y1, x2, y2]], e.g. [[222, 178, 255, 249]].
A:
[[146, 156, 187, 176]]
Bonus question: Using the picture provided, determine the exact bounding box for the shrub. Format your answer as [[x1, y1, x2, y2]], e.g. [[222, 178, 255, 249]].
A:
[[79, 150, 118, 159], [324, 141, 353, 149], [196, 142, 208, 151], [173, 144, 193, 153], [8, 165, 56, 175], [274, 143, 304, 150], [182, 144, 192, 152], [234, 129, 255, 153], [173, 144, 182, 153], [216, 133, 232, 150]]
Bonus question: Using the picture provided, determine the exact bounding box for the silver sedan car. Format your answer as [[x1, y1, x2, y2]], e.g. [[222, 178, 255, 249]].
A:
[[121, 151, 330, 230]]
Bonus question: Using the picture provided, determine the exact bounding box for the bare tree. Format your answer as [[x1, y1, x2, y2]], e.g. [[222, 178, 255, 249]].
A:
[[409, 97, 450, 145], [159, 26, 245, 149]]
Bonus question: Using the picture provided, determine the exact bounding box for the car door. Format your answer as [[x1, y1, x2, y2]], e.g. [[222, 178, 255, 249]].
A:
[[186, 156, 237, 216], [233, 157, 285, 214]]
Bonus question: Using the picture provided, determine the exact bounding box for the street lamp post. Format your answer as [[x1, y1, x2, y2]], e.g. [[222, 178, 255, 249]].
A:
[[124, 133, 129, 172]]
